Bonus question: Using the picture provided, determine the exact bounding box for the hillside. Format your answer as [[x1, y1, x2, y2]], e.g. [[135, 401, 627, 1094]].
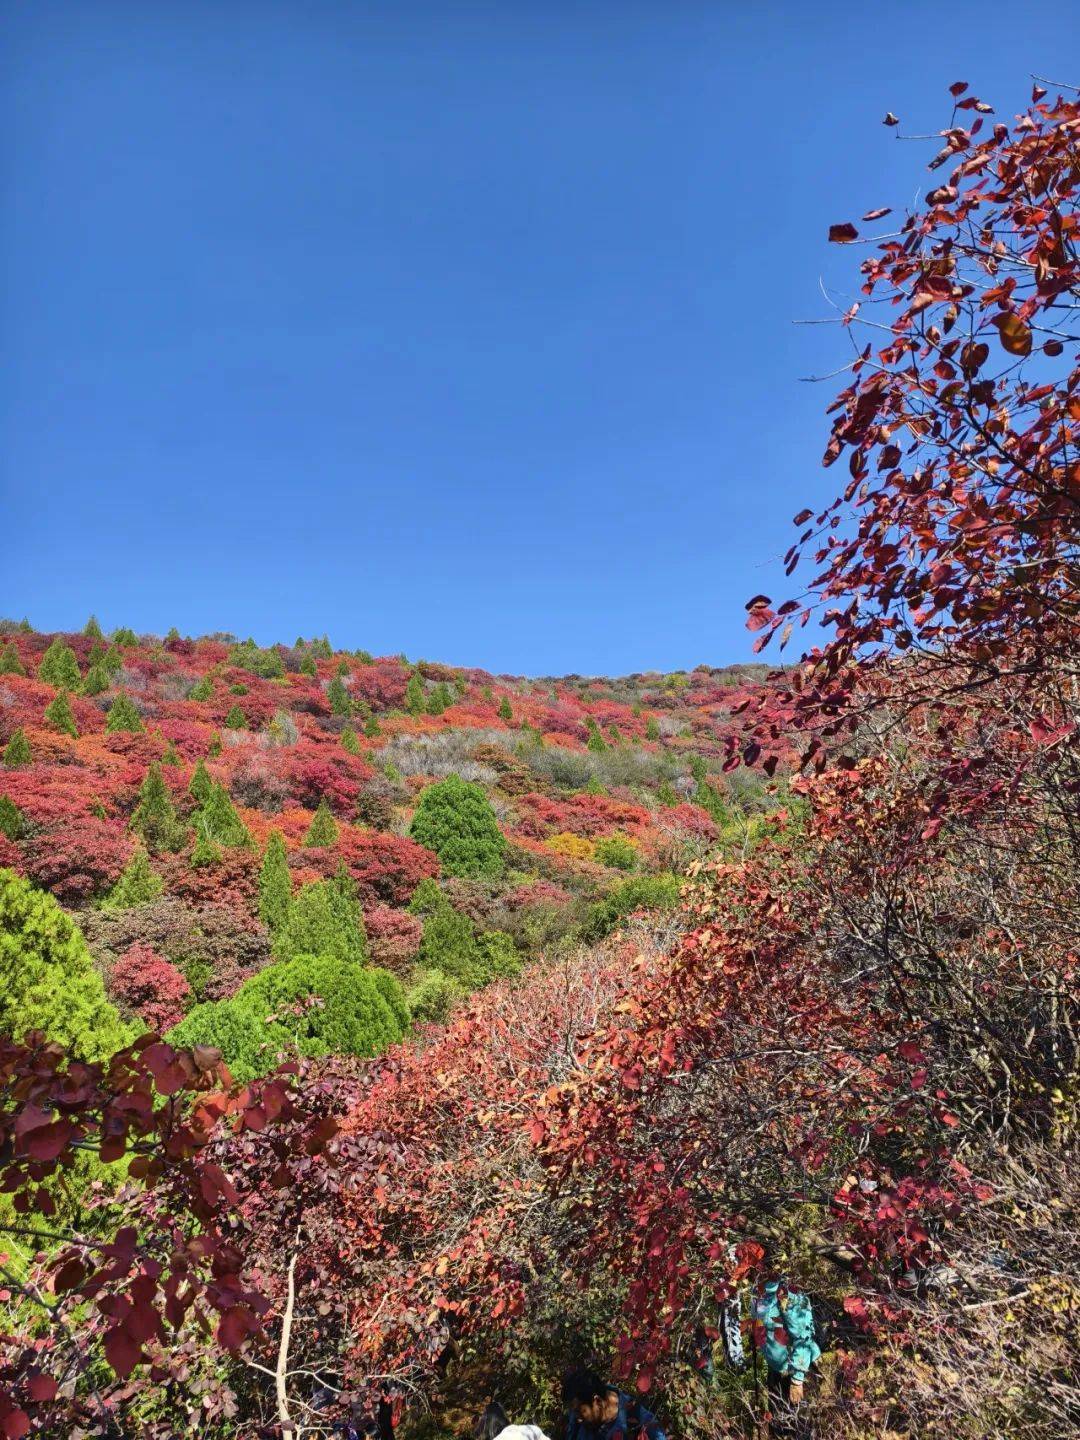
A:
[[0, 620, 775, 1055]]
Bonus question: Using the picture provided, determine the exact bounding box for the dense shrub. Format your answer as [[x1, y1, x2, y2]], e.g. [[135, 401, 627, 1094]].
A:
[[258, 830, 292, 932], [593, 832, 639, 871], [406, 968, 462, 1025], [364, 903, 423, 973], [3, 727, 31, 767], [107, 942, 190, 1031], [274, 872, 368, 966], [105, 693, 144, 734], [579, 872, 680, 942], [20, 815, 132, 904], [0, 867, 129, 1059], [409, 773, 506, 878]]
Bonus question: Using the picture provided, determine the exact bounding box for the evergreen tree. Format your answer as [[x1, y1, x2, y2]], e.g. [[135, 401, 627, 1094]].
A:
[[409, 773, 506, 879], [101, 645, 124, 676], [162, 740, 181, 766], [101, 845, 164, 910], [165, 626, 182, 644], [586, 719, 607, 754], [207, 731, 223, 757], [188, 758, 212, 804], [0, 643, 25, 676], [303, 798, 339, 848], [327, 675, 351, 716], [189, 674, 214, 702], [428, 683, 452, 716], [3, 728, 31, 768], [585, 775, 606, 795], [498, 695, 513, 723], [191, 831, 221, 867], [105, 693, 144, 734], [83, 614, 104, 639], [336, 659, 350, 677], [274, 873, 368, 966], [258, 830, 291, 932], [300, 654, 318, 677], [111, 626, 138, 646], [0, 795, 23, 841], [224, 704, 247, 730], [0, 868, 129, 1059], [82, 663, 110, 696], [195, 782, 250, 849], [405, 672, 426, 715], [340, 727, 360, 755], [38, 638, 81, 689], [355, 648, 374, 665], [44, 691, 78, 737], [364, 714, 381, 737], [131, 763, 186, 853]]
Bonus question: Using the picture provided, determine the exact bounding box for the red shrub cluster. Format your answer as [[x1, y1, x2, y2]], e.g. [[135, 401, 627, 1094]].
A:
[[108, 942, 190, 1031]]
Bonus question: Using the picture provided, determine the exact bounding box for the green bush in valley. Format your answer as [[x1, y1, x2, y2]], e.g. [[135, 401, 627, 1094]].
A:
[[409, 773, 506, 879], [167, 955, 407, 1082], [105, 693, 144, 734], [258, 830, 292, 932], [327, 675, 351, 716], [44, 691, 78, 737], [0, 868, 129, 1060], [594, 832, 639, 872], [580, 872, 681, 943], [476, 929, 521, 980], [303, 799, 339, 848], [130, 763, 186, 853], [407, 876, 448, 916], [275, 870, 368, 966], [38, 638, 81, 690], [3, 728, 32, 768], [406, 968, 462, 1025], [101, 845, 164, 910], [418, 906, 485, 987]]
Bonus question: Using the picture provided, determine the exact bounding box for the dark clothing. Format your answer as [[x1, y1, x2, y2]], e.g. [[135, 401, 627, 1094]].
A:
[[566, 1391, 667, 1440]]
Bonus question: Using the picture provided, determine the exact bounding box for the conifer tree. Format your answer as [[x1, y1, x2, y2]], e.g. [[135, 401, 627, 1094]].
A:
[[131, 763, 186, 853], [83, 614, 104, 639], [428, 683, 452, 716], [0, 643, 25, 676], [102, 845, 164, 909], [82, 663, 110, 697], [111, 626, 138, 646], [188, 758, 212, 804], [341, 727, 360, 755], [300, 654, 317, 677], [328, 675, 351, 716], [498, 695, 513, 722], [258, 830, 291, 932], [405, 672, 426, 715], [38, 638, 81, 690], [409, 773, 506, 879], [189, 674, 214, 702], [101, 645, 123, 676], [303, 798, 339, 848], [162, 740, 181, 766], [195, 781, 250, 849], [191, 831, 221, 867], [105, 693, 144, 734], [586, 719, 607, 754], [364, 714, 381, 737], [0, 795, 23, 841], [336, 658, 350, 677], [3, 728, 31, 768], [224, 704, 247, 730], [208, 731, 223, 757], [44, 691, 78, 737]]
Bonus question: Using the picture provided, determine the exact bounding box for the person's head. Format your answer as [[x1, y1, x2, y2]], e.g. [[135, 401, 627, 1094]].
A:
[[477, 1402, 510, 1440], [562, 1369, 614, 1425]]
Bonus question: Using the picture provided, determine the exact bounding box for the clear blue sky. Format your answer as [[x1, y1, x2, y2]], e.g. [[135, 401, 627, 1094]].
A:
[[2, 2, 1073, 673]]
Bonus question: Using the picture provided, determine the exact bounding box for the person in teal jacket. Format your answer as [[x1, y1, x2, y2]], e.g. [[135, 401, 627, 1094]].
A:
[[751, 1280, 821, 1404]]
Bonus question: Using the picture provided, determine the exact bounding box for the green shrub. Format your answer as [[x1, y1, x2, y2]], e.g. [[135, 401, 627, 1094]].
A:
[[224, 704, 247, 730], [580, 872, 681, 942], [82, 663, 110, 697], [341, 727, 360, 755], [189, 675, 214, 702], [0, 643, 25, 676], [328, 675, 351, 716], [227, 641, 285, 679], [131, 763, 186, 853], [498, 695, 513, 722], [275, 872, 368, 966], [303, 799, 339, 848], [406, 969, 462, 1025], [101, 845, 164, 910], [594, 832, 639, 872], [258, 830, 292, 932], [167, 999, 271, 1082], [408, 876, 447, 916], [476, 929, 521, 980], [38, 638, 81, 689], [83, 615, 104, 640], [195, 782, 250, 849], [0, 795, 24, 841], [188, 759, 212, 804], [409, 773, 506, 879], [0, 868, 129, 1060], [44, 691, 78, 737], [3, 728, 31, 768], [105, 694, 144, 734]]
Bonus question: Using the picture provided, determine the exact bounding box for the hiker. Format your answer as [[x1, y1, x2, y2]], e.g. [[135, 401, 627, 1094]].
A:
[[562, 1368, 668, 1440], [751, 1280, 821, 1407], [477, 1401, 552, 1440]]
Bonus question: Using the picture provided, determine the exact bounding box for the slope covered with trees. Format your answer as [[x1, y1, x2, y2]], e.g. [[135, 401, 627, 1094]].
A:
[[0, 80, 1077, 1440]]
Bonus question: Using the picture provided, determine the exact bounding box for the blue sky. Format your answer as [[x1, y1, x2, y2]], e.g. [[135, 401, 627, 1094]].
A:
[[1, 2, 1074, 673]]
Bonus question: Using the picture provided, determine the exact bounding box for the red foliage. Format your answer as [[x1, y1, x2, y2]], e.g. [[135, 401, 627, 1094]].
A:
[[310, 828, 439, 906], [20, 815, 133, 904], [108, 943, 191, 1032], [363, 904, 423, 972]]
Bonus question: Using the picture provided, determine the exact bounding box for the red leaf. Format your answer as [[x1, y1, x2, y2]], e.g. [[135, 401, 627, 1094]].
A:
[[949, 80, 968, 96], [861, 206, 892, 221], [218, 1304, 259, 1352], [103, 1324, 143, 1380], [882, 112, 899, 126], [993, 312, 1032, 358], [25, 1374, 56, 1403], [2, 1411, 30, 1440], [829, 222, 858, 243]]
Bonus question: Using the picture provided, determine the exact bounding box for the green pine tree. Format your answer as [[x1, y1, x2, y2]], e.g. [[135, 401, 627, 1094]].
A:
[[131, 763, 186, 853], [0, 643, 25, 676], [409, 773, 506, 879], [44, 691, 78, 737], [189, 674, 214, 702], [498, 695, 513, 722], [274, 871, 368, 966], [82, 663, 110, 697], [364, 714, 381, 737], [0, 795, 23, 841], [162, 740, 181, 766], [336, 658, 350, 677], [303, 798, 339, 848], [207, 731, 223, 757], [101, 845, 164, 910], [188, 758, 212, 804], [258, 830, 292, 932], [224, 704, 247, 730], [191, 830, 222, 867], [3, 728, 31, 768], [428, 683, 452, 716], [328, 675, 351, 716], [340, 727, 360, 755], [105, 693, 144, 734], [405, 672, 426, 716], [111, 627, 138, 647], [586, 719, 607, 754], [300, 654, 317, 677], [83, 615, 104, 640], [195, 782, 250, 849], [101, 645, 124, 676], [38, 638, 81, 690]]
